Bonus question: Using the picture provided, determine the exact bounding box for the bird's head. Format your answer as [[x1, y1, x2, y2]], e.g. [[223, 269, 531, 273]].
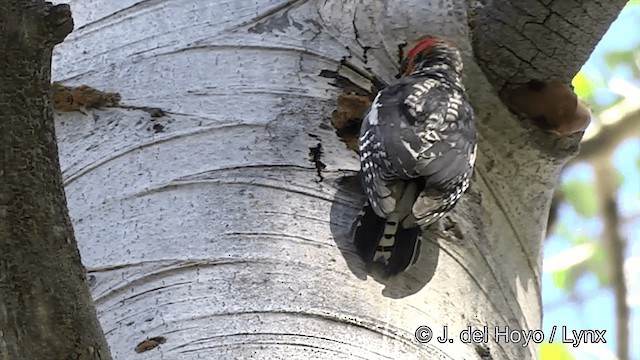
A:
[[400, 36, 463, 76]]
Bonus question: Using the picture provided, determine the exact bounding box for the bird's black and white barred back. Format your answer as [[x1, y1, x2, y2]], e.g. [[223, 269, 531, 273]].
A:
[[352, 37, 477, 275]]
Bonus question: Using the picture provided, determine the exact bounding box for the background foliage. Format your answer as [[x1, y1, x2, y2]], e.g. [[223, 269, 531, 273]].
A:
[[540, 2, 640, 359]]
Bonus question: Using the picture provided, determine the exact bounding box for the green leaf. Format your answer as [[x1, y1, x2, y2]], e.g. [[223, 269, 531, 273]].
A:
[[551, 270, 568, 289], [548, 236, 599, 293], [587, 242, 610, 287], [551, 267, 582, 292], [626, 0, 640, 8], [554, 223, 572, 240], [614, 168, 625, 188], [539, 342, 574, 359], [561, 180, 598, 218], [571, 72, 594, 99], [567, 234, 590, 246], [604, 51, 635, 70]]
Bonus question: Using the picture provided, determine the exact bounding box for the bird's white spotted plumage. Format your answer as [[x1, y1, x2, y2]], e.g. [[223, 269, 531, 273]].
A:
[[352, 38, 477, 275]]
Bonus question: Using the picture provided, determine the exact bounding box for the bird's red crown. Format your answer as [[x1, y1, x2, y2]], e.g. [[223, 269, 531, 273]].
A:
[[401, 37, 442, 76], [400, 36, 462, 76], [405, 37, 440, 60]]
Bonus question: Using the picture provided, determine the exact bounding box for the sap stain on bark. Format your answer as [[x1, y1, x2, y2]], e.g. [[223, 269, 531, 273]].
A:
[[320, 54, 390, 152], [474, 344, 493, 360], [52, 82, 168, 120], [308, 134, 326, 181], [151, 123, 165, 133], [52, 83, 121, 112], [136, 107, 166, 118], [135, 336, 166, 353], [331, 93, 371, 152], [145, 109, 171, 133]]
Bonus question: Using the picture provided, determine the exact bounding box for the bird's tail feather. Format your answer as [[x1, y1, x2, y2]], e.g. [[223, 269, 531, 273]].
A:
[[352, 202, 422, 275], [352, 202, 385, 264], [385, 225, 421, 275]]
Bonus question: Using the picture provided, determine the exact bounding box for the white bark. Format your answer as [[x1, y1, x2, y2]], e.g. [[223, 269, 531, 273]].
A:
[[50, 0, 566, 359]]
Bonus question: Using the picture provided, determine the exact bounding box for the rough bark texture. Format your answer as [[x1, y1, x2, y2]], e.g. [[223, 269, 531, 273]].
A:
[[0, 1, 111, 359], [470, 0, 628, 89], [47, 0, 622, 359]]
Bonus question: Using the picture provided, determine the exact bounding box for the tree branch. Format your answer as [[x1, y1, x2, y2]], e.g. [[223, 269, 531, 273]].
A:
[[595, 157, 629, 360], [0, 1, 111, 359], [470, 0, 627, 90], [574, 108, 640, 164]]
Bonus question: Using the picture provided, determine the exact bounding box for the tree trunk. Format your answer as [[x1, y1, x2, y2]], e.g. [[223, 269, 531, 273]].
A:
[[0, 1, 111, 359], [48, 0, 624, 359]]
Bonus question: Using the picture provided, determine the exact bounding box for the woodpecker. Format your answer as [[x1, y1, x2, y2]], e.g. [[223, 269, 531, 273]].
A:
[[352, 37, 477, 275]]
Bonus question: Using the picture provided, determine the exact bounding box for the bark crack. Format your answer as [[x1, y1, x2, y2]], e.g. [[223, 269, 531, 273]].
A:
[[351, 7, 370, 63], [308, 135, 326, 182], [471, 0, 627, 88]]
